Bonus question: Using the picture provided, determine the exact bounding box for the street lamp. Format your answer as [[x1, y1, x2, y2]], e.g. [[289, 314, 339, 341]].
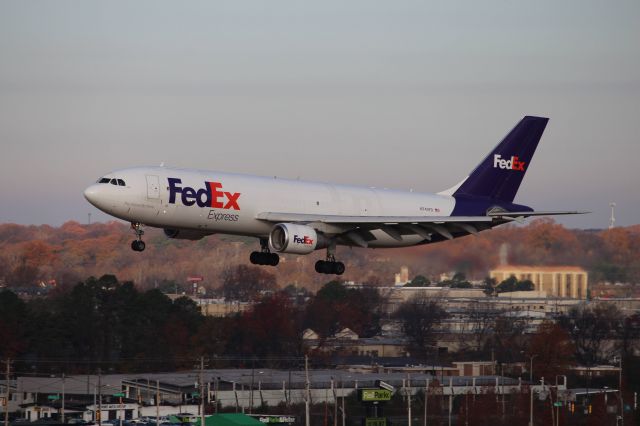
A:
[[529, 378, 544, 426], [520, 353, 538, 383]]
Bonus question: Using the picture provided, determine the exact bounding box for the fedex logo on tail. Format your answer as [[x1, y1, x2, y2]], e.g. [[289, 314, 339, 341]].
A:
[[168, 178, 241, 210], [493, 154, 526, 171], [293, 235, 314, 245]]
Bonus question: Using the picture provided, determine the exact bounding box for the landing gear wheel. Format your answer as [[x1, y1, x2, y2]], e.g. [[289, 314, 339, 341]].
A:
[[250, 251, 280, 266], [130, 222, 146, 252], [315, 260, 345, 275], [250, 238, 280, 266], [314, 241, 346, 275], [131, 240, 146, 252]]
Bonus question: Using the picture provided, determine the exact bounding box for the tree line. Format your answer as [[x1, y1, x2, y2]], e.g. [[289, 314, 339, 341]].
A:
[[0, 275, 387, 372], [1, 219, 639, 292], [2, 273, 638, 373]]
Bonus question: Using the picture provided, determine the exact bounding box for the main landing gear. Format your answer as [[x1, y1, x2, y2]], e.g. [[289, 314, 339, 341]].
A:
[[315, 257, 345, 275], [250, 238, 279, 266], [130, 222, 146, 252], [315, 244, 345, 275]]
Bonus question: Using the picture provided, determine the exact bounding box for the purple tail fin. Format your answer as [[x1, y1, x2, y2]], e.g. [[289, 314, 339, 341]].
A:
[[453, 116, 548, 203]]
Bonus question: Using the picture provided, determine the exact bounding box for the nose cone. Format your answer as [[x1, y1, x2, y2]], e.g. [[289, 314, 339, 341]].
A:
[[84, 184, 105, 209]]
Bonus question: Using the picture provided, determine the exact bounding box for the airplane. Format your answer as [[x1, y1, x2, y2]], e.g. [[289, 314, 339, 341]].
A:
[[84, 116, 582, 275]]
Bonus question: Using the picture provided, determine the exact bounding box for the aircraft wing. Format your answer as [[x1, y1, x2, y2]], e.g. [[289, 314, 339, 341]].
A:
[[256, 212, 493, 224], [256, 210, 586, 247]]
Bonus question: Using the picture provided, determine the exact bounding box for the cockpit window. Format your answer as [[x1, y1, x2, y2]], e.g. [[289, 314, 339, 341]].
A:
[[97, 177, 125, 186]]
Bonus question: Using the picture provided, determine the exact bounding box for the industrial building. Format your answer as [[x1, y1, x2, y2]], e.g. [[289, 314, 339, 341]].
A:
[[489, 265, 589, 299]]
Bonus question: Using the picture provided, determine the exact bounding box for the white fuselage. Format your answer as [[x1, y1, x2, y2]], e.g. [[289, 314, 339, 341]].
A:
[[84, 166, 456, 248]]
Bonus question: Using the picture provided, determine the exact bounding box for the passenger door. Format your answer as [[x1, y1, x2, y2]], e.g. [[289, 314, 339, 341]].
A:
[[146, 175, 160, 200]]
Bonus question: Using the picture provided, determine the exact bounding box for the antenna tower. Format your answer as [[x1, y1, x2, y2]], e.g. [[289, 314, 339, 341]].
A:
[[609, 202, 616, 229]]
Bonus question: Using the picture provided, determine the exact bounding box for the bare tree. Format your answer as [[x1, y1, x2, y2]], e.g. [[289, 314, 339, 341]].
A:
[[394, 295, 448, 359], [560, 303, 624, 364], [457, 300, 498, 354], [485, 310, 528, 363]]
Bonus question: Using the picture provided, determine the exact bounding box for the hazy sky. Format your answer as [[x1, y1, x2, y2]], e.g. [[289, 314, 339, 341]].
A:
[[1, 1, 638, 228]]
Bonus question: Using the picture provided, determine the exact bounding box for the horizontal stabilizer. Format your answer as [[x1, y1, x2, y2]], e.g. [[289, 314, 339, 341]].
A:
[[488, 210, 589, 218]]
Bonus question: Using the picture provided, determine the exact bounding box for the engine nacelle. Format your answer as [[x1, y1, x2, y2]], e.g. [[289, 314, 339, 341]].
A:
[[269, 223, 327, 254], [163, 228, 211, 240]]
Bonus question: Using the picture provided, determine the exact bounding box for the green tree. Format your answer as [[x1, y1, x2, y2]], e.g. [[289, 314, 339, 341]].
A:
[[409, 275, 430, 287], [441, 272, 472, 288], [0, 289, 27, 357], [315, 280, 348, 301], [304, 281, 384, 338], [482, 276, 497, 295], [496, 276, 534, 293]]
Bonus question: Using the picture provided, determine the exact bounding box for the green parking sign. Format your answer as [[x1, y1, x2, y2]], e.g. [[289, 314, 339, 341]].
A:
[[360, 389, 392, 402]]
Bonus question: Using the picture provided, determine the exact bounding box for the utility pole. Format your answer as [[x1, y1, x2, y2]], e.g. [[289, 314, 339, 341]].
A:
[[214, 378, 219, 414], [93, 386, 97, 424], [61, 373, 65, 424], [424, 379, 429, 426], [4, 359, 11, 426], [155, 380, 160, 426], [341, 380, 345, 426], [98, 369, 102, 426], [304, 356, 310, 426], [448, 378, 452, 426], [332, 379, 337, 426], [200, 357, 205, 426], [249, 361, 255, 415], [406, 375, 412, 426], [529, 385, 534, 426], [619, 356, 624, 426]]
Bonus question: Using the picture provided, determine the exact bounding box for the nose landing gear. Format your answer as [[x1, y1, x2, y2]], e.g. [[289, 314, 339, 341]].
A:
[[130, 222, 146, 252], [249, 238, 280, 266]]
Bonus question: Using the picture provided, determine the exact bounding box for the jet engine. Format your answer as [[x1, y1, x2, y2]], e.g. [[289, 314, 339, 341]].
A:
[[269, 223, 328, 254], [163, 228, 211, 240]]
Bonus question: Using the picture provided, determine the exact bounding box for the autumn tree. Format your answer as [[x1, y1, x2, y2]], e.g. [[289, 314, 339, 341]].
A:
[[221, 265, 277, 302], [520, 218, 581, 264], [235, 292, 303, 358], [527, 320, 575, 380]]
